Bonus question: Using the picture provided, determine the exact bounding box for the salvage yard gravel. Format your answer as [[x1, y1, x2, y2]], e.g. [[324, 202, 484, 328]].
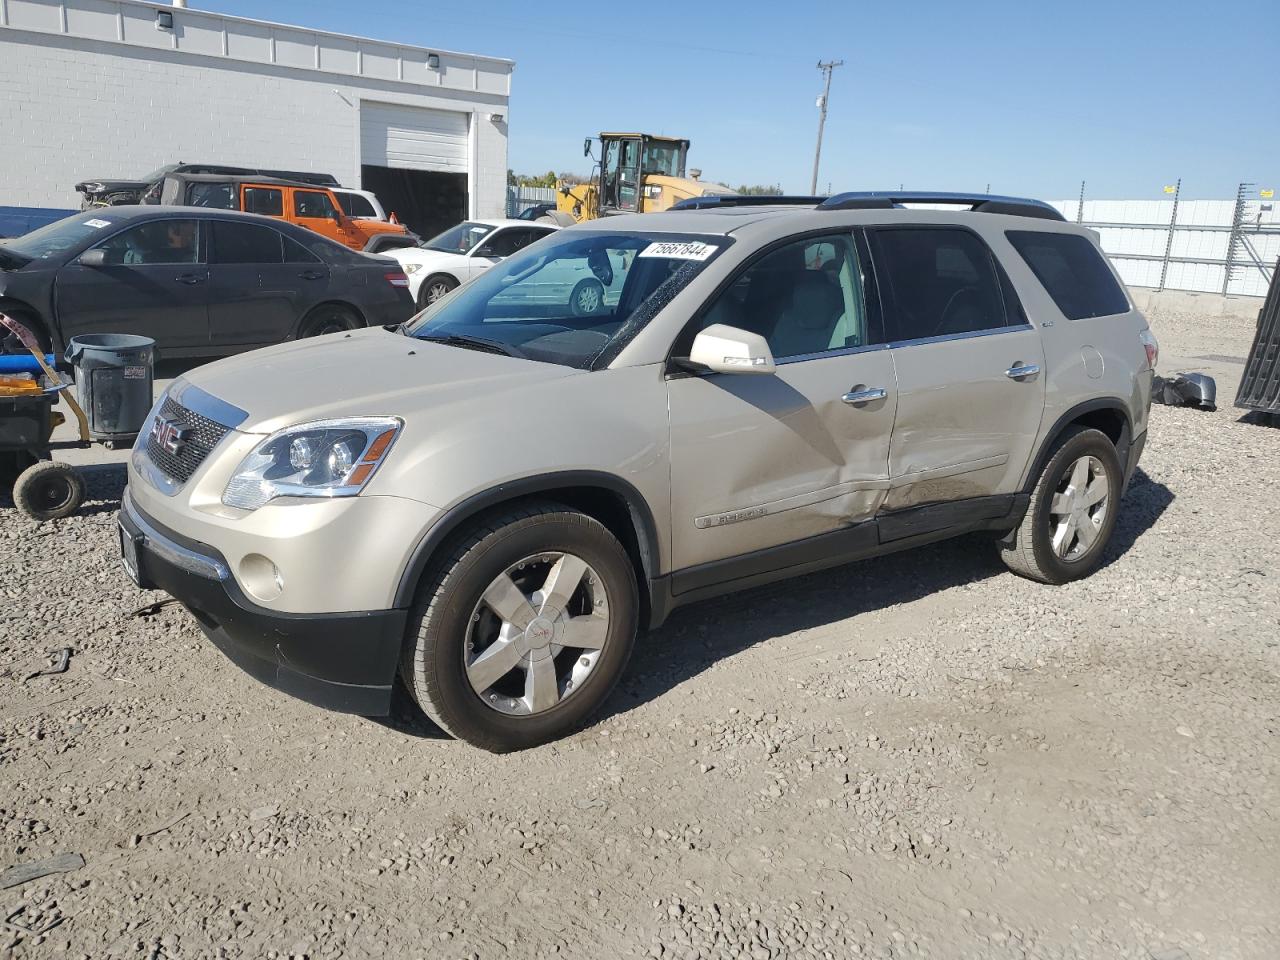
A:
[[1, 307, 1277, 959]]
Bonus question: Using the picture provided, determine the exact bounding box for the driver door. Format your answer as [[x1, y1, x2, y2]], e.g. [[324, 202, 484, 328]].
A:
[[666, 232, 898, 572]]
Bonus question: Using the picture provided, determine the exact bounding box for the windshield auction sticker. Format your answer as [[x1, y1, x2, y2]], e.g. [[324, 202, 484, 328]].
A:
[[637, 241, 717, 261], [83, 219, 112, 228]]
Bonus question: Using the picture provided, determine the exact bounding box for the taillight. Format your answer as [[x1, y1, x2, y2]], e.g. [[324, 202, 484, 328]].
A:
[[384, 272, 409, 288], [1139, 329, 1159, 370]]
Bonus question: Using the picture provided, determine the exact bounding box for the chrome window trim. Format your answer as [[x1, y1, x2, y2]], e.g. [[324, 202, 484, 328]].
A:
[[168, 380, 249, 428], [122, 490, 230, 582], [774, 323, 1034, 365], [885, 322, 1034, 351]]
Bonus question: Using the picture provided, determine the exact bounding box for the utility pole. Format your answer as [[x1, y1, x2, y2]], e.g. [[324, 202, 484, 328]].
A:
[[810, 59, 844, 195]]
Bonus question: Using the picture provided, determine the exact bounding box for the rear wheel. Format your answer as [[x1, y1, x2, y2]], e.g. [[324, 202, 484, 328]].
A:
[[401, 502, 639, 752], [999, 426, 1122, 584], [13, 461, 85, 522], [299, 304, 360, 338], [417, 274, 458, 309]]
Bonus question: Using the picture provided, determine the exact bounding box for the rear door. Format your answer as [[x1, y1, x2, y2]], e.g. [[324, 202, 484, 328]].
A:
[[666, 231, 898, 572], [866, 225, 1046, 520], [207, 220, 324, 349], [53, 218, 210, 351]]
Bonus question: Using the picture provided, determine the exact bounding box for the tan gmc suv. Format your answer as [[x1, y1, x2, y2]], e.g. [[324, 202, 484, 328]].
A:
[[118, 192, 1157, 752]]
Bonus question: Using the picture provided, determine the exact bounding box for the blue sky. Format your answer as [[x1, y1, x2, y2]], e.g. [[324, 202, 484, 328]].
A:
[[199, 0, 1276, 199]]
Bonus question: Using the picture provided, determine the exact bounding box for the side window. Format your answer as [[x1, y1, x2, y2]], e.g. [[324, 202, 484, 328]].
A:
[[188, 183, 235, 209], [243, 187, 283, 217], [283, 235, 323, 263], [479, 228, 544, 259], [337, 192, 377, 218], [294, 190, 338, 219], [211, 221, 284, 264], [1006, 230, 1129, 320], [683, 233, 870, 361], [868, 228, 1008, 341], [97, 220, 200, 266]]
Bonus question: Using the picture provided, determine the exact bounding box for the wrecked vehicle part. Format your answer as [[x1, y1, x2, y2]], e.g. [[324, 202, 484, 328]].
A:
[[1151, 372, 1216, 411]]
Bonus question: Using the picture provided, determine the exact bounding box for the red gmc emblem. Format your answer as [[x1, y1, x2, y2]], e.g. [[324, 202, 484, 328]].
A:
[[149, 416, 191, 457]]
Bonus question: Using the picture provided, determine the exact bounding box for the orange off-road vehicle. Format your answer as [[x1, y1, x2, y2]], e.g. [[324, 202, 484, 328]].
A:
[[154, 173, 414, 254]]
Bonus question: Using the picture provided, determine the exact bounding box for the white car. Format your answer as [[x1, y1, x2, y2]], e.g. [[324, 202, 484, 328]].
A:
[[390, 219, 559, 308]]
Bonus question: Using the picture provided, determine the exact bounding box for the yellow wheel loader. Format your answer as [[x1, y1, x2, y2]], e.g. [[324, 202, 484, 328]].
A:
[[555, 133, 734, 223]]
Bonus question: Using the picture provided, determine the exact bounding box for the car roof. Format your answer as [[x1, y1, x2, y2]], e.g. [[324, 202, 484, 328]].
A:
[[465, 218, 558, 229], [166, 172, 333, 190]]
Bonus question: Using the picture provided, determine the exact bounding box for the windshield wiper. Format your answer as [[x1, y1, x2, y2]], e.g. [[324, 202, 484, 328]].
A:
[[417, 333, 525, 358]]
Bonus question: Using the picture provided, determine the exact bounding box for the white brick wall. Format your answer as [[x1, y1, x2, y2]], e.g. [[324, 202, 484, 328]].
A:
[[0, 3, 510, 218]]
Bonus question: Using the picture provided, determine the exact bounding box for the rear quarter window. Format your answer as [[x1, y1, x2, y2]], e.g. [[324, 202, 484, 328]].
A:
[[1006, 231, 1129, 320]]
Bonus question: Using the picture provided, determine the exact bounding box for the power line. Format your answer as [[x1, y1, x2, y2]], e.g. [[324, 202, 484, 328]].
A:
[[810, 60, 844, 196]]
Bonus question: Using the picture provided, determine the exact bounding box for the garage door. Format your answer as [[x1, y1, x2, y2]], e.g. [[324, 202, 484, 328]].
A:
[[360, 102, 469, 172]]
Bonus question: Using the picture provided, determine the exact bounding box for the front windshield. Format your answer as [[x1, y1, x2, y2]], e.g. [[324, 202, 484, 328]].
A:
[[422, 221, 496, 254], [0, 211, 125, 263], [405, 230, 729, 369]]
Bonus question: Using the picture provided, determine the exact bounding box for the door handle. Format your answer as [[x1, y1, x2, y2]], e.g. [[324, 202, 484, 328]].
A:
[[842, 387, 887, 405], [298, 271, 325, 280], [175, 273, 206, 285], [1005, 363, 1041, 380]]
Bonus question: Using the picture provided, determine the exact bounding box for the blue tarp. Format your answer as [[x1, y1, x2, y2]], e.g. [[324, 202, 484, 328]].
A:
[[0, 206, 77, 238]]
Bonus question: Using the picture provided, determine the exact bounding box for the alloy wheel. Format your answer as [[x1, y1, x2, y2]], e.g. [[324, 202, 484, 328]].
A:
[[465, 552, 610, 717], [426, 281, 452, 303], [1048, 455, 1110, 560]]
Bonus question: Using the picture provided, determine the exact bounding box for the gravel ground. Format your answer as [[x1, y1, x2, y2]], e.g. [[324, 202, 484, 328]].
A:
[[1, 307, 1277, 960]]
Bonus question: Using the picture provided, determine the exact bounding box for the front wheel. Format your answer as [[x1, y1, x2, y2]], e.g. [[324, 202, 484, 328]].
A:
[[569, 278, 605, 317], [401, 503, 639, 752], [999, 426, 1123, 584], [417, 274, 458, 309]]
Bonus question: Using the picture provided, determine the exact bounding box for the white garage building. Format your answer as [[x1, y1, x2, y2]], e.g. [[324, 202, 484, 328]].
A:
[[0, 0, 511, 237]]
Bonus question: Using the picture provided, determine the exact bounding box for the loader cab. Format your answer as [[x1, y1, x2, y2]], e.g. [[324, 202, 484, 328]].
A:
[[597, 133, 690, 215]]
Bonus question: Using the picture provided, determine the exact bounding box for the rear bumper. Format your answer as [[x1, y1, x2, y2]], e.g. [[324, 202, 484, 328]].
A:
[[119, 489, 404, 715]]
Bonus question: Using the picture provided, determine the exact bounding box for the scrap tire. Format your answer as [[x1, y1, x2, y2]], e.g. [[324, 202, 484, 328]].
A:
[[400, 502, 639, 753], [999, 426, 1122, 585], [13, 461, 85, 522]]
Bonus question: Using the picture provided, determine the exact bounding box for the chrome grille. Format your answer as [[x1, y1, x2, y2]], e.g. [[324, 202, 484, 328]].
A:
[[145, 395, 231, 483]]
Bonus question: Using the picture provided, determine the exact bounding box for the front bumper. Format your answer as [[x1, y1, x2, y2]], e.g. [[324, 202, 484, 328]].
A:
[[119, 489, 405, 715]]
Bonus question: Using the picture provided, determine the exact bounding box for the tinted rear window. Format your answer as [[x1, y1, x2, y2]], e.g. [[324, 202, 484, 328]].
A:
[[211, 221, 284, 264], [1006, 231, 1128, 320]]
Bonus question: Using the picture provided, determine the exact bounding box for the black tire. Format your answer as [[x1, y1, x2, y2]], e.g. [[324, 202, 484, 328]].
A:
[[417, 274, 458, 309], [13, 461, 85, 522], [569, 278, 605, 317], [299, 304, 361, 338], [999, 426, 1123, 584], [0, 310, 52, 356], [400, 502, 639, 752]]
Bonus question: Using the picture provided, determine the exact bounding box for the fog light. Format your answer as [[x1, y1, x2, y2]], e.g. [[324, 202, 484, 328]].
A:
[[240, 553, 283, 602]]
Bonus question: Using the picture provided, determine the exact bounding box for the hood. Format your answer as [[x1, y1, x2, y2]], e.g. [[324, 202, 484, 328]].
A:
[[179, 326, 579, 434], [75, 179, 150, 195], [390, 246, 460, 267]]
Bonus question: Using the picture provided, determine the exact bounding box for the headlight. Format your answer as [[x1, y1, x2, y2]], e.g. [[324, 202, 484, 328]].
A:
[[222, 418, 401, 511], [402, 262, 423, 274]]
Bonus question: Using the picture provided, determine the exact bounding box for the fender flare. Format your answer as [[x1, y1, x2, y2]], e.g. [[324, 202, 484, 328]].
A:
[[393, 470, 663, 609], [1023, 397, 1134, 493]]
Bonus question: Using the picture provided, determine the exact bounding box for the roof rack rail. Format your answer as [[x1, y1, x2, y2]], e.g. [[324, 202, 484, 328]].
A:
[[671, 195, 826, 210], [817, 191, 1065, 222]]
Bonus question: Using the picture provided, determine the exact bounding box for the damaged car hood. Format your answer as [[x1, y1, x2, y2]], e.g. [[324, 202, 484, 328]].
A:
[[174, 326, 581, 435]]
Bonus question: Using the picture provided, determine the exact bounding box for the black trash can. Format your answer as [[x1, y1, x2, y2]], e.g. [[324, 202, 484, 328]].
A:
[[65, 334, 156, 446]]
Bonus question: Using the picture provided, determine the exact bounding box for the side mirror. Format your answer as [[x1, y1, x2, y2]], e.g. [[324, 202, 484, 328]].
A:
[[688, 324, 776, 376], [78, 248, 107, 268], [583, 137, 593, 157]]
